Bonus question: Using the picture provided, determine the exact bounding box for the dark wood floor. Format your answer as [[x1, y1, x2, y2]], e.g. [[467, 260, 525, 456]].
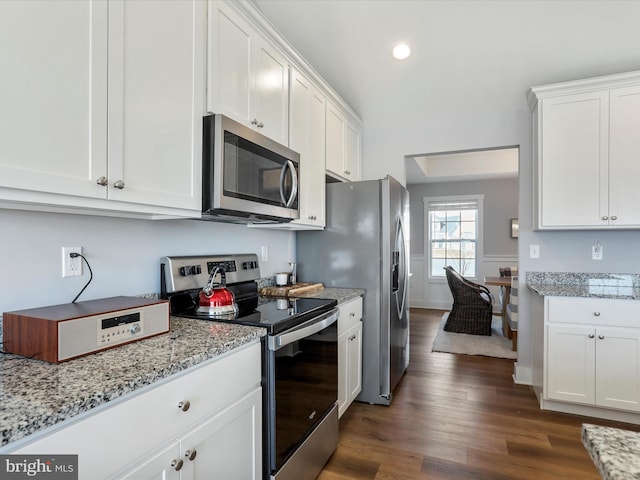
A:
[[318, 308, 640, 479]]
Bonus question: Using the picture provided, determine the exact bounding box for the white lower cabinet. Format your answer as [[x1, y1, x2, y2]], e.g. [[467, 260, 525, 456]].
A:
[[544, 297, 640, 413], [8, 342, 261, 480], [338, 297, 363, 418], [119, 388, 262, 480]]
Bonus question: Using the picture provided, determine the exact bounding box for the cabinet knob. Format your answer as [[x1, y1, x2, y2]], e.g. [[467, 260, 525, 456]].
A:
[[113, 180, 125, 189], [251, 118, 258, 125], [602, 216, 608, 220], [185, 449, 197, 461], [588, 334, 595, 339], [611, 216, 618, 220], [178, 400, 191, 412], [308, 215, 317, 220], [96, 176, 108, 186], [257, 122, 264, 128], [350, 312, 355, 317], [349, 335, 356, 341], [593, 312, 601, 317], [344, 170, 351, 175], [171, 459, 184, 471], [598, 335, 605, 340]]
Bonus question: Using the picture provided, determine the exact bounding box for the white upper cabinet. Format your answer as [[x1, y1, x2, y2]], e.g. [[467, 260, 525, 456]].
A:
[[608, 85, 640, 226], [107, 0, 205, 211], [326, 100, 361, 182], [0, 0, 205, 217], [345, 121, 361, 181], [208, 1, 289, 146], [537, 91, 608, 228], [530, 71, 640, 229], [0, 0, 108, 199], [288, 69, 326, 228]]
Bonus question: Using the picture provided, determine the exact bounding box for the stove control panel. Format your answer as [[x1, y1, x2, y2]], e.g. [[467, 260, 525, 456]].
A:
[[207, 260, 237, 274], [161, 254, 261, 293]]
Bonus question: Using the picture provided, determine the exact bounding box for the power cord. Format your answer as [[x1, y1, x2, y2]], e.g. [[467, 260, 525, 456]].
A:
[[70, 253, 93, 303]]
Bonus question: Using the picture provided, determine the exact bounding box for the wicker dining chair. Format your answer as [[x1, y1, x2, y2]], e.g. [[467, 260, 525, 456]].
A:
[[444, 266, 493, 336]]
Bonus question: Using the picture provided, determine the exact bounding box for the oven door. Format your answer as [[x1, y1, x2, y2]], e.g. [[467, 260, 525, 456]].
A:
[[266, 308, 339, 474]]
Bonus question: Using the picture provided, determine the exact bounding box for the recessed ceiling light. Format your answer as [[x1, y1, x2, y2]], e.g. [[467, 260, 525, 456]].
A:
[[392, 43, 411, 60]]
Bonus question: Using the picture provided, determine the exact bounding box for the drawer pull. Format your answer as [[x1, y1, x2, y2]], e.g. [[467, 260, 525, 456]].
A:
[[178, 400, 191, 412], [593, 312, 601, 317], [171, 459, 184, 471], [588, 334, 595, 339], [598, 335, 605, 340], [185, 449, 197, 461]]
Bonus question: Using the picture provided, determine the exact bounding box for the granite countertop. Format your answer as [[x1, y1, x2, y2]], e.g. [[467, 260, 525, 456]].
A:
[[582, 423, 640, 479], [527, 272, 640, 300], [0, 317, 265, 448], [289, 287, 365, 304]]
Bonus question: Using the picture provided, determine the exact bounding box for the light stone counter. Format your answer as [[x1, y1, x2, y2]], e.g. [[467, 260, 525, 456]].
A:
[[582, 423, 640, 479], [527, 272, 640, 299], [0, 317, 265, 448], [289, 287, 365, 304]]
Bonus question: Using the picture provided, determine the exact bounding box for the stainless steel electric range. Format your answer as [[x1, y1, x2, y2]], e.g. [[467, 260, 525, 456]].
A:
[[160, 254, 339, 480]]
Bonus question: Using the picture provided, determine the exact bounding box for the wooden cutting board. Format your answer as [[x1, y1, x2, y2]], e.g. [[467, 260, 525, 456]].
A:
[[260, 282, 324, 297]]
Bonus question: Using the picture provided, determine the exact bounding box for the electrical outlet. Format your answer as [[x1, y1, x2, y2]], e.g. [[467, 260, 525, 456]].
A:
[[62, 247, 82, 277], [592, 242, 603, 260], [530, 244, 540, 259]]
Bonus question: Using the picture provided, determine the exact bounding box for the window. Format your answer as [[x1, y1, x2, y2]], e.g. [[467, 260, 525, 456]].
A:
[[424, 195, 483, 278]]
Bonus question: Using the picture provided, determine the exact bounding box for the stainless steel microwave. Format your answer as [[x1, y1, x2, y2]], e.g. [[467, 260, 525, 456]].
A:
[[202, 114, 300, 223]]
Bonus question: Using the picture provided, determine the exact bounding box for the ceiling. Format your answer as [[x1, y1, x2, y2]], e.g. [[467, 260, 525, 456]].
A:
[[252, 0, 640, 183], [405, 147, 518, 185]]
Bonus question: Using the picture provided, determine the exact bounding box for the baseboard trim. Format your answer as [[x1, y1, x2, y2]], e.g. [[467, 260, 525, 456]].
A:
[[513, 363, 532, 385], [540, 398, 640, 425]]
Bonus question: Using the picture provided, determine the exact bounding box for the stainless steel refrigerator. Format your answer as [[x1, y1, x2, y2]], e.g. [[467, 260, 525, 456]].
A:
[[297, 175, 410, 405]]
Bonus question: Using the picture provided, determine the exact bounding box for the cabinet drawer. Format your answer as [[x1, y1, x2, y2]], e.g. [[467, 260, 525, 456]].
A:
[[547, 296, 640, 327], [11, 342, 261, 479], [338, 297, 363, 335]]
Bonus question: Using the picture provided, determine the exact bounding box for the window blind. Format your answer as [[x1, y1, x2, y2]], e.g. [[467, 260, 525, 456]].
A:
[[427, 199, 478, 211]]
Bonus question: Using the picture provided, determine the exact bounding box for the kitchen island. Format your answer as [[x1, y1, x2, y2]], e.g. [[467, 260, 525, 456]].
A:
[[582, 423, 640, 479]]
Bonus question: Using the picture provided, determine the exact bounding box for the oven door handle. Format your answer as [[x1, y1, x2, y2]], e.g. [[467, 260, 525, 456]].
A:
[[268, 308, 339, 351]]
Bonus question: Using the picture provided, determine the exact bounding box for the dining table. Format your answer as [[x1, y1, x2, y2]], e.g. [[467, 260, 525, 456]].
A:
[[483, 276, 512, 337]]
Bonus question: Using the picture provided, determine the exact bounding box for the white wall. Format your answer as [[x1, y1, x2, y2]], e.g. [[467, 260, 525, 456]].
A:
[[0, 209, 294, 313]]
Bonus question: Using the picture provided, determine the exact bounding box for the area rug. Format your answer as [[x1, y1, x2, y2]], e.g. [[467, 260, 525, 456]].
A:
[[431, 312, 517, 359]]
